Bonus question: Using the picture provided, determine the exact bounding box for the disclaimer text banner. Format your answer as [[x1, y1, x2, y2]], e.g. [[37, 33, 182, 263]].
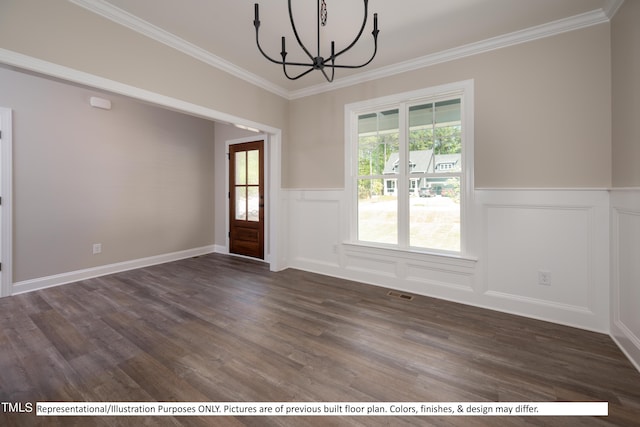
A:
[[33, 402, 608, 417]]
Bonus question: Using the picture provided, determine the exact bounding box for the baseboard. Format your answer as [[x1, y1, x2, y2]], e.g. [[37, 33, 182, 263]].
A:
[[213, 244, 228, 254], [11, 245, 217, 295], [611, 320, 640, 373]]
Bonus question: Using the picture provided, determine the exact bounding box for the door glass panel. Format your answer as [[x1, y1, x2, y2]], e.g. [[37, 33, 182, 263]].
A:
[[247, 150, 259, 185], [235, 152, 246, 185], [247, 186, 259, 222], [358, 178, 397, 244], [235, 186, 247, 220]]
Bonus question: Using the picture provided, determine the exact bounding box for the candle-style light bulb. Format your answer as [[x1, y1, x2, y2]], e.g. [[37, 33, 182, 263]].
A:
[[254, 4, 260, 29]]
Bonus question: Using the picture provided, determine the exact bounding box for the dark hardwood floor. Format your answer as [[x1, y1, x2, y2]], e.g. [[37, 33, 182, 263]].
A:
[[1, 253, 639, 426]]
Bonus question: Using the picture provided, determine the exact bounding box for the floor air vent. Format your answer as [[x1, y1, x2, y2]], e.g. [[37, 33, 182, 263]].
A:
[[387, 291, 414, 301]]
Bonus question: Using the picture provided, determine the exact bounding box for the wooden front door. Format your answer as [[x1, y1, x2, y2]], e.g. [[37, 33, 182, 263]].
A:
[[229, 140, 264, 259]]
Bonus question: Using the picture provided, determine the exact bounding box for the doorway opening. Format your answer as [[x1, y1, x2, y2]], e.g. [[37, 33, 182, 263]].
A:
[[0, 52, 285, 285]]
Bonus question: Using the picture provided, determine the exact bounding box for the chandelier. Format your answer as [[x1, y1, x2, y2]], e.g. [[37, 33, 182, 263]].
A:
[[253, 0, 380, 82]]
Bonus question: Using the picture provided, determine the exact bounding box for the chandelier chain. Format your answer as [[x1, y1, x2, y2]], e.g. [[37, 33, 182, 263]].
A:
[[321, 0, 327, 26]]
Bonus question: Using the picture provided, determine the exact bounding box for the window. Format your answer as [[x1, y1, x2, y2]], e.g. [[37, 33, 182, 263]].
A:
[[346, 80, 474, 255]]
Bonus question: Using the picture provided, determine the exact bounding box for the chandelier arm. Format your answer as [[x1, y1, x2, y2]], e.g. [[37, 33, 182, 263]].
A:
[[321, 42, 336, 82], [331, 0, 370, 61], [324, 34, 378, 69], [282, 64, 317, 81], [319, 66, 335, 83], [254, 9, 287, 65], [255, 28, 287, 65], [288, 0, 315, 62], [255, 4, 316, 67], [284, 60, 322, 67], [255, 28, 316, 67]]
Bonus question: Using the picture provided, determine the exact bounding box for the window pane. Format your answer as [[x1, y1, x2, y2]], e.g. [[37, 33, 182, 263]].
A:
[[235, 152, 246, 185], [247, 150, 259, 185], [358, 178, 397, 244], [410, 177, 460, 251], [435, 99, 461, 124], [433, 100, 462, 174], [409, 103, 433, 151], [353, 91, 466, 254], [410, 101, 462, 175], [247, 186, 259, 222], [235, 186, 247, 220], [358, 110, 399, 176]]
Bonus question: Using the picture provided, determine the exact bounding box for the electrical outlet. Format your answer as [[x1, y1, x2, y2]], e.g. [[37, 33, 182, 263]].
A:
[[538, 270, 551, 286], [92, 243, 102, 254]]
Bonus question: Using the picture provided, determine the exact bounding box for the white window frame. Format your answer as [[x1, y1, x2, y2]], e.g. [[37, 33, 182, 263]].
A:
[[344, 79, 475, 257]]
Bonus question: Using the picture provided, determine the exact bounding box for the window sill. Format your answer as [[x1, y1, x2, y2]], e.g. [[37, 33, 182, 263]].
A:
[[342, 242, 477, 268]]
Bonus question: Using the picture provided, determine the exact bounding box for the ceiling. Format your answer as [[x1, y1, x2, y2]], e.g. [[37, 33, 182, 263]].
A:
[[71, 0, 620, 98]]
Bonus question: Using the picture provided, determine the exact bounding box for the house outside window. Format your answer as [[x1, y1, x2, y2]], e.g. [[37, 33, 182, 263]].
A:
[[346, 80, 474, 255]]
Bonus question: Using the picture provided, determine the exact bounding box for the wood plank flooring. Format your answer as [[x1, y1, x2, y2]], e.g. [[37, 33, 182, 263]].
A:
[[1, 253, 639, 426]]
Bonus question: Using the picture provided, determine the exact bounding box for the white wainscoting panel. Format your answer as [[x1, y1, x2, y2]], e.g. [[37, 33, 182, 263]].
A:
[[342, 243, 477, 299], [479, 191, 609, 332], [285, 189, 610, 333], [611, 189, 640, 371], [287, 190, 344, 273]]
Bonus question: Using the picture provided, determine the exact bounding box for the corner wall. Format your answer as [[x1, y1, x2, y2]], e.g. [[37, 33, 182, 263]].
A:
[[610, 0, 640, 371], [610, 190, 640, 371]]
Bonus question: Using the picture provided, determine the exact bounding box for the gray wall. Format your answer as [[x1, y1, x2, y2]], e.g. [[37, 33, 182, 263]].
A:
[[0, 67, 217, 282], [288, 24, 612, 189], [612, 0, 640, 188]]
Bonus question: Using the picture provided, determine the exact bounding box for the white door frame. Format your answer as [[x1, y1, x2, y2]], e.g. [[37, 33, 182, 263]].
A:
[[0, 108, 13, 297]]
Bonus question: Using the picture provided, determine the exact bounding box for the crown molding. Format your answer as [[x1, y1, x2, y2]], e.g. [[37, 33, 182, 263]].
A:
[[68, 1, 613, 101], [603, 0, 625, 20], [68, 0, 290, 99]]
